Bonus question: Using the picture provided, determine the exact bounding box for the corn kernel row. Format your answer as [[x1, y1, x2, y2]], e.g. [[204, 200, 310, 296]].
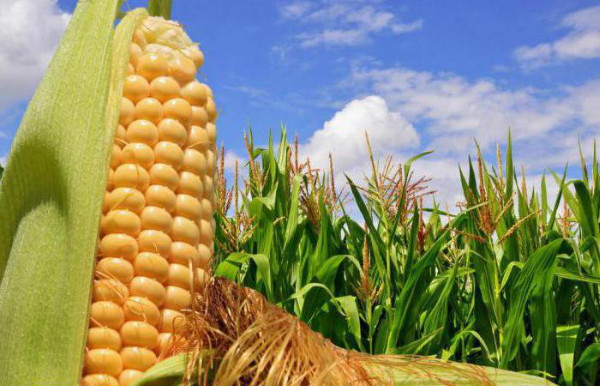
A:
[[82, 17, 217, 386]]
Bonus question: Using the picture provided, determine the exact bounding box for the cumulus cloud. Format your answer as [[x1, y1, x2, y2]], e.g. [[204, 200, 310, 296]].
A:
[[349, 66, 600, 156], [279, 0, 422, 47], [0, 0, 70, 110], [298, 96, 418, 176], [514, 5, 600, 68]]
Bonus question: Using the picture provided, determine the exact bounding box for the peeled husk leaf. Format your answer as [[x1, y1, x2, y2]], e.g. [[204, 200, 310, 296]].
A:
[[134, 278, 553, 385], [0, 2, 147, 384]]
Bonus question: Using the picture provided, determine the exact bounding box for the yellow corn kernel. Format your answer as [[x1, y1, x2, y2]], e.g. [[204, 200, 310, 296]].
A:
[[123, 75, 150, 103], [103, 187, 146, 214], [164, 286, 192, 310], [120, 321, 159, 349], [99, 234, 138, 261], [145, 185, 177, 213], [129, 277, 166, 307], [96, 258, 135, 284], [163, 98, 192, 125], [93, 279, 129, 305], [123, 296, 161, 326], [135, 97, 163, 123], [120, 347, 157, 372], [169, 242, 200, 267], [120, 97, 135, 126], [82, 374, 119, 386], [87, 327, 122, 351], [157, 118, 187, 146], [136, 53, 169, 81], [140, 206, 174, 234], [150, 76, 181, 102], [134, 252, 170, 283], [112, 164, 150, 191], [84, 348, 123, 377], [149, 163, 180, 190], [154, 141, 184, 169], [137, 230, 172, 256], [119, 369, 144, 386], [90, 301, 125, 330], [181, 81, 208, 106]]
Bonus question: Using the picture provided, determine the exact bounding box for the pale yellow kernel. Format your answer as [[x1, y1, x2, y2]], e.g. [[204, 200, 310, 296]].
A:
[[185, 45, 204, 68], [136, 52, 168, 81], [203, 175, 214, 199], [159, 309, 185, 333], [129, 43, 143, 67], [163, 98, 192, 125], [123, 296, 161, 326], [119, 369, 144, 386], [145, 185, 177, 213], [120, 321, 159, 349], [206, 149, 217, 175], [168, 264, 192, 290], [129, 277, 166, 307], [197, 244, 212, 270], [169, 242, 200, 266], [120, 97, 135, 126], [87, 327, 122, 351], [115, 124, 127, 144], [110, 144, 122, 169], [101, 210, 142, 237], [82, 374, 119, 386], [141, 206, 174, 234], [133, 28, 147, 47], [149, 163, 179, 190], [200, 198, 213, 219], [164, 286, 192, 309], [84, 348, 123, 377], [181, 81, 208, 106], [93, 279, 129, 305], [123, 75, 150, 103], [157, 118, 187, 146], [177, 171, 203, 197], [121, 142, 154, 169], [154, 141, 184, 170], [205, 98, 217, 122], [182, 149, 207, 176], [99, 234, 138, 261], [135, 97, 163, 124], [120, 347, 157, 372], [186, 125, 209, 151], [199, 219, 213, 245], [171, 216, 200, 245], [112, 164, 150, 191], [155, 332, 173, 356], [149, 76, 181, 102], [125, 122, 159, 149], [96, 258, 134, 284], [169, 52, 197, 84], [90, 301, 125, 330], [190, 106, 208, 127], [103, 187, 145, 214], [206, 122, 217, 143], [134, 252, 170, 282], [137, 230, 172, 256], [175, 194, 202, 220]]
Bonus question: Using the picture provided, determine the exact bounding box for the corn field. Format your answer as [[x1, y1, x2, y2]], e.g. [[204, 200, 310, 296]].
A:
[[213, 130, 600, 386]]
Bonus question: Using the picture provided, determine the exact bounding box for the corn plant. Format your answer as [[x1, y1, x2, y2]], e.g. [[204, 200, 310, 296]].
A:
[[215, 129, 600, 385]]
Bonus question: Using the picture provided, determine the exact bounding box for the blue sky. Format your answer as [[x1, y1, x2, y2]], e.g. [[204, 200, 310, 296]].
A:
[[1, 0, 600, 204]]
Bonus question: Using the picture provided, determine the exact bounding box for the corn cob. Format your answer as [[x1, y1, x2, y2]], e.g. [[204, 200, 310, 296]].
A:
[[80, 17, 217, 386]]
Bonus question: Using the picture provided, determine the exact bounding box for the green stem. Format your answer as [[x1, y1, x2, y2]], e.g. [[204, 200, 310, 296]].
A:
[[148, 0, 172, 19]]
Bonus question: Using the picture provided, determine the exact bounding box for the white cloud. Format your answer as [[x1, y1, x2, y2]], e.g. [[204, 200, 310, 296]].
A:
[[0, 0, 70, 110], [299, 96, 418, 176], [514, 5, 600, 68], [279, 1, 422, 47], [349, 66, 600, 155], [0, 153, 7, 167], [294, 64, 600, 207]]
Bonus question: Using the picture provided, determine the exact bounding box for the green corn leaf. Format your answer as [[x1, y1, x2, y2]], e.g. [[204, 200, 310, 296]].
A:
[[0, 3, 147, 384], [556, 325, 579, 386]]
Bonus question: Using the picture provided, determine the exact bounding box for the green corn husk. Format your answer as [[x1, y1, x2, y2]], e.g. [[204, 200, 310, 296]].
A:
[[0, 1, 145, 384]]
